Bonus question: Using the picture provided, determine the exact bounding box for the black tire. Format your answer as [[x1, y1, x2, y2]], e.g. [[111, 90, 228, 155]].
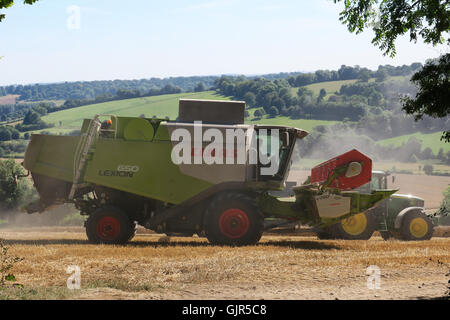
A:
[[316, 226, 337, 240], [330, 211, 377, 240], [400, 210, 434, 241], [85, 206, 135, 244], [127, 221, 138, 242], [379, 231, 393, 241], [204, 192, 264, 246]]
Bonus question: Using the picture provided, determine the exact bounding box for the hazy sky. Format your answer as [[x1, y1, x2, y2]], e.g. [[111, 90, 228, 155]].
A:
[[0, 0, 447, 85]]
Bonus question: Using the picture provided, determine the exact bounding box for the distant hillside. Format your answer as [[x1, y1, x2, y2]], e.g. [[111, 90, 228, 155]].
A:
[[37, 91, 338, 135], [377, 132, 450, 154]]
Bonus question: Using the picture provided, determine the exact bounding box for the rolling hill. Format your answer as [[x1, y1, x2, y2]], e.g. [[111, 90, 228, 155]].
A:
[[39, 91, 338, 134], [377, 131, 450, 154]]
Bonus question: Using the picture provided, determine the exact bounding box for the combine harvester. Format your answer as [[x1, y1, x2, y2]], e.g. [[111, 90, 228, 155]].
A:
[[21, 99, 395, 245]]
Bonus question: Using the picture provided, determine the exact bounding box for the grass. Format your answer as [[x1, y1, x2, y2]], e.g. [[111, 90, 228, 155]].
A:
[[290, 75, 409, 98], [377, 132, 450, 155], [0, 286, 76, 300], [38, 91, 230, 134], [0, 229, 448, 299]]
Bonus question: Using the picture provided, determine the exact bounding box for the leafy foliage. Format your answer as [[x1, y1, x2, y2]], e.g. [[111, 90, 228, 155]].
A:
[[402, 54, 450, 142], [0, 239, 23, 288], [0, 0, 39, 22], [334, 0, 450, 57], [334, 0, 450, 143], [0, 159, 33, 211]]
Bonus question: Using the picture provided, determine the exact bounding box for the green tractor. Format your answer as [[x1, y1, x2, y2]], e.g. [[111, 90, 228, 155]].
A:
[[20, 99, 395, 246], [317, 170, 434, 241]]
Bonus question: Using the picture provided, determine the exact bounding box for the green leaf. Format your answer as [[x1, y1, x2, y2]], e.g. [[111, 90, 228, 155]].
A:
[[5, 274, 16, 282]]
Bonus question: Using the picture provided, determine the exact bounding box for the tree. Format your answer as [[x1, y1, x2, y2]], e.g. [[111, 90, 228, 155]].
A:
[[0, 159, 33, 211], [317, 88, 327, 103], [334, 0, 450, 142], [358, 70, 371, 83], [194, 82, 206, 92], [244, 92, 256, 108], [23, 110, 40, 125], [423, 164, 434, 175], [402, 54, 450, 142], [0, 0, 39, 22], [268, 106, 279, 117], [375, 69, 388, 82]]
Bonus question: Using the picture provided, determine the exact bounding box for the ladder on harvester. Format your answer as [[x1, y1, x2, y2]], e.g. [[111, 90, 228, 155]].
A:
[[68, 114, 118, 200]]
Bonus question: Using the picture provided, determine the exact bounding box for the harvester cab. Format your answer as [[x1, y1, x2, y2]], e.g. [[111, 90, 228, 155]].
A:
[[22, 99, 396, 245]]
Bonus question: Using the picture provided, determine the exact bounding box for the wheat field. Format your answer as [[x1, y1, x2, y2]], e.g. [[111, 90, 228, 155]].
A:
[[0, 227, 449, 300]]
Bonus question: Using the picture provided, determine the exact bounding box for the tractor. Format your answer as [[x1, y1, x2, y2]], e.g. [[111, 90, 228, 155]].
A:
[[316, 170, 434, 241], [20, 99, 395, 246]]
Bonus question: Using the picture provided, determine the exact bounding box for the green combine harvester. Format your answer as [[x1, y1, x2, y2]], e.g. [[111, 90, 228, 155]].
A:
[[21, 99, 395, 245]]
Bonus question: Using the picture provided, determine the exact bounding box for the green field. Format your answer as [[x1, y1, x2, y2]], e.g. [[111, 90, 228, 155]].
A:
[[377, 131, 450, 154], [290, 75, 408, 97], [37, 91, 337, 134], [39, 91, 230, 133]]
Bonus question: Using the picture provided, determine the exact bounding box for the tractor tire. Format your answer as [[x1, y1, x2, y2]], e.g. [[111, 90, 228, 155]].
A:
[[316, 226, 337, 240], [85, 206, 136, 244], [399, 210, 434, 241], [330, 211, 377, 240], [204, 192, 264, 246]]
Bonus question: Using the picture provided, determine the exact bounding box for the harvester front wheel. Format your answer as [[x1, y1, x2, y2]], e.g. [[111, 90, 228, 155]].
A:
[[204, 193, 264, 246], [85, 206, 136, 244], [331, 211, 377, 240], [400, 210, 434, 241]]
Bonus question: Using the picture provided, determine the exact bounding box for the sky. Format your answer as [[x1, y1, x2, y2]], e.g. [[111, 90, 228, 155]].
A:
[[0, 0, 448, 86]]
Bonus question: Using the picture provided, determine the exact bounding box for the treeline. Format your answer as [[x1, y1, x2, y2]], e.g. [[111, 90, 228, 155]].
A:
[[0, 63, 424, 103], [0, 102, 55, 122], [0, 76, 218, 101], [286, 63, 422, 87], [214, 76, 369, 122]]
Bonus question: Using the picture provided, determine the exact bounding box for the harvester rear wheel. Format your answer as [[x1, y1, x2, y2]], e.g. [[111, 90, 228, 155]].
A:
[[85, 206, 136, 244], [400, 210, 434, 241], [204, 192, 264, 246]]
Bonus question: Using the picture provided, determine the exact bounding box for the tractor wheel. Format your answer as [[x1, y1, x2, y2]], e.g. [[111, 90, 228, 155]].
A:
[[85, 206, 136, 244], [204, 192, 264, 246], [331, 211, 377, 240], [316, 226, 337, 240], [400, 210, 434, 241]]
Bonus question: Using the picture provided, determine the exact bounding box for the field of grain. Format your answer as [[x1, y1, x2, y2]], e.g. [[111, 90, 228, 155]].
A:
[[0, 94, 19, 105], [0, 227, 448, 300]]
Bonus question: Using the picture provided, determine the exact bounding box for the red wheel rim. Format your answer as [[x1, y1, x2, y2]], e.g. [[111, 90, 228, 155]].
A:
[[96, 216, 121, 241], [219, 208, 249, 239]]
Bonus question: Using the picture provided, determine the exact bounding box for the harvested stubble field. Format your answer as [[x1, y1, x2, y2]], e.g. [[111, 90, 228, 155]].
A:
[[0, 227, 449, 300]]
